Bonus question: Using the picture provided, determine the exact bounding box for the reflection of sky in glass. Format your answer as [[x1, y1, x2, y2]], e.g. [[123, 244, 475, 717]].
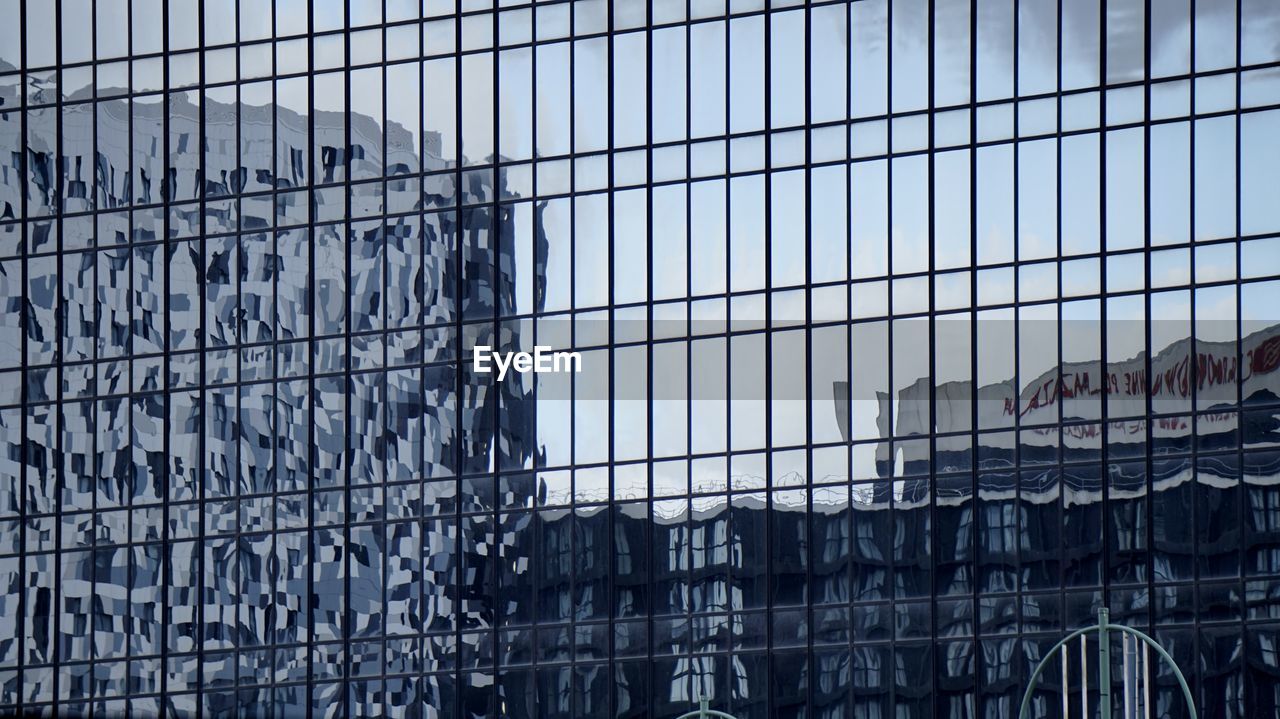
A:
[[3, 1, 1280, 715]]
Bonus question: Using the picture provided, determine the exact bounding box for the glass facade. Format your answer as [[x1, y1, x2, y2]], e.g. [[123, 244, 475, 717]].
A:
[[1, 0, 1280, 717]]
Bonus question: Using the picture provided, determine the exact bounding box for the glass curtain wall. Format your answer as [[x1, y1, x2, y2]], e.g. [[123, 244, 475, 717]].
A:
[[0, 0, 1279, 717]]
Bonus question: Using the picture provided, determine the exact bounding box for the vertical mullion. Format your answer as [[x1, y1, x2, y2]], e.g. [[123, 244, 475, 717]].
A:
[[524, 0, 540, 706], [304, 0, 316, 716], [268, 1, 280, 708], [1187, 0, 1201, 618], [452, 2, 464, 713], [380, 10, 391, 711], [761, 1, 774, 712], [1055, 0, 1067, 630], [844, 3, 855, 702], [683, 1, 699, 709], [845, 0, 857, 708], [525, 1, 540, 709], [125, 0, 137, 700], [882, 3, 895, 708], [1010, 2, 1023, 678], [720, 6, 732, 713], [490, 2, 502, 706], [195, 0, 207, 715], [161, 0, 171, 701], [1098, 0, 1112, 689], [627, 0, 649, 710], [43, 0, 59, 710], [342, 0, 353, 708], [803, 0, 815, 713], [1188, 0, 1201, 492], [968, 0, 982, 714], [417, 10, 429, 710], [231, 0, 243, 693], [14, 0, 27, 709], [88, 0, 101, 705], [1142, 0, 1156, 646], [158, 0, 170, 707], [597, 0, 614, 706], [568, 1, 579, 708], [844, 0, 855, 701], [1233, 7, 1247, 715], [924, 0, 940, 714]]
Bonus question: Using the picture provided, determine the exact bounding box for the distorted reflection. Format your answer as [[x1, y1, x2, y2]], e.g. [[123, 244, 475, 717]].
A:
[[2, 1, 1280, 717]]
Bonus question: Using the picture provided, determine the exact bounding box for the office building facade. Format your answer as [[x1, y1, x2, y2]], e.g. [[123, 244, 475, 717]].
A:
[[1, 0, 1279, 717]]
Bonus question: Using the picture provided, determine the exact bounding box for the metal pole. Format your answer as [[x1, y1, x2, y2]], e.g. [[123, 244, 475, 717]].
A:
[[1081, 633, 1088, 717], [1142, 640, 1152, 719], [1061, 643, 1070, 718], [1099, 608, 1112, 719], [1124, 632, 1136, 719], [1122, 626, 1197, 719], [1017, 627, 1098, 719]]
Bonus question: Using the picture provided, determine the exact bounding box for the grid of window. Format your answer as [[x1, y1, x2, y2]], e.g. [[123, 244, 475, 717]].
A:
[[1, 0, 1280, 717]]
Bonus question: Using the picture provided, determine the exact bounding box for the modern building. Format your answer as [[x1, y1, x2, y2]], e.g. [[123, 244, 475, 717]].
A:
[[1, 1, 1280, 717]]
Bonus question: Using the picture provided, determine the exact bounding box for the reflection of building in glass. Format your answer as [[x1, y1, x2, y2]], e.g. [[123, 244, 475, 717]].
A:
[[841, 324, 1280, 468], [3, 1, 1280, 718], [1, 61, 554, 716]]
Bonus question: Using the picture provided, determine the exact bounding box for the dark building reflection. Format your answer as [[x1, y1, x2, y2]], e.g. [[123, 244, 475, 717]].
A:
[[4, 1, 1280, 718]]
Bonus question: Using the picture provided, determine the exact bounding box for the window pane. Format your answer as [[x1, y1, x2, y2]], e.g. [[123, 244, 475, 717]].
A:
[[729, 16, 764, 133], [977, 0, 1014, 102], [891, 0, 928, 112], [770, 10, 805, 129], [851, 0, 888, 117]]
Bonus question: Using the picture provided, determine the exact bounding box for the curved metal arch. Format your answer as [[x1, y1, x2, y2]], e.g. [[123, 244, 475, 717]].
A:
[[1017, 609, 1198, 719], [674, 698, 739, 719], [1017, 626, 1102, 719]]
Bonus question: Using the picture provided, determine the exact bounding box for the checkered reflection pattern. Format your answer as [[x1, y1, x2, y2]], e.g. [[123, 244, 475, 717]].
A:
[[1, 1, 1280, 718]]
